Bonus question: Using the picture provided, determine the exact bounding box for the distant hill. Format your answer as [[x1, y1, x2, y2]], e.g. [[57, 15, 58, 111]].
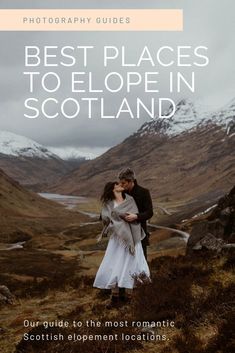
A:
[[0, 168, 61, 217]]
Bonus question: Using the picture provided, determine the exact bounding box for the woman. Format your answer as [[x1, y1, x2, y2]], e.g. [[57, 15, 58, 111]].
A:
[[93, 181, 151, 307]]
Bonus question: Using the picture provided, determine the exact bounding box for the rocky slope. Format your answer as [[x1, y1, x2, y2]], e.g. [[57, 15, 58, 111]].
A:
[[186, 185, 235, 253]]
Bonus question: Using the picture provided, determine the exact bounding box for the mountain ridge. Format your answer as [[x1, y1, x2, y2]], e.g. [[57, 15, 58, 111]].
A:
[[49, 97, 235, 222]]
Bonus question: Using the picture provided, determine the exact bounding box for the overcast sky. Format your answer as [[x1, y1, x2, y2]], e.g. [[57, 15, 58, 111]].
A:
[[0, 0, 234, 154]]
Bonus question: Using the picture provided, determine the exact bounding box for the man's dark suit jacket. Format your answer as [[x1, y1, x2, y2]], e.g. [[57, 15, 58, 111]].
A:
[[127, 180, 153, 246]]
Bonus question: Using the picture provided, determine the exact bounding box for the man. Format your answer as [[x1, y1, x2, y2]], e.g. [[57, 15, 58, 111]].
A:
[[118, 168, 153, 260]]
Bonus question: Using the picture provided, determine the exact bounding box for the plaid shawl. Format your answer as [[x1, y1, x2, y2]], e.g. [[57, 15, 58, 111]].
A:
[[98, 194, 146, 255]]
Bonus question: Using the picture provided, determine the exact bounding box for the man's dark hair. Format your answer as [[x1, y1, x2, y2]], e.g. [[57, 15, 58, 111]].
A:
[[118, 168, 136, 181]]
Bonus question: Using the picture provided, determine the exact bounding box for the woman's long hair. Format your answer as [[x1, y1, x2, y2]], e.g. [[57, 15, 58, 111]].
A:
[[100, 181, 117, 204]]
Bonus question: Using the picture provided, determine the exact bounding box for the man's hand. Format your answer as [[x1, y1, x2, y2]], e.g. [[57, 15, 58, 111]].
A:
[[124, 213, 138, 222]]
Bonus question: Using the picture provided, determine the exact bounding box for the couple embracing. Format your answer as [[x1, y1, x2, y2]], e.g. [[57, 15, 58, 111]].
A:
[[93, 168, 153, 307]]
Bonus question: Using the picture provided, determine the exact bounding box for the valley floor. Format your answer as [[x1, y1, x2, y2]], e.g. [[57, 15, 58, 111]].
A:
[[0, 198, 234, 353]]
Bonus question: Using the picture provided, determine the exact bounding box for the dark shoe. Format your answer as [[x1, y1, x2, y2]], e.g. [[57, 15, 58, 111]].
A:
[[119, 295, 132, 305], [119, 287, 126, 296]]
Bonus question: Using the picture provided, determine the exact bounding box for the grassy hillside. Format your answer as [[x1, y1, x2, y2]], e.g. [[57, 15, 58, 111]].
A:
[[7, 249, 234, 353]]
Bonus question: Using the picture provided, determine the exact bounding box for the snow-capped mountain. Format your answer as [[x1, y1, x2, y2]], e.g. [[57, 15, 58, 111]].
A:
[[0, 131, 59, 159], [136, 98, 235, 137], [47, 146, 108, 161], [0, 130, 106, 161], [209, 97, 235, 136], [0, 131, 76, 189]]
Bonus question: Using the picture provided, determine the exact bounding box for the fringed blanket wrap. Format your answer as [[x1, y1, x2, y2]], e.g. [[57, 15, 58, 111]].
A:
[[98, 194, 146, 255]]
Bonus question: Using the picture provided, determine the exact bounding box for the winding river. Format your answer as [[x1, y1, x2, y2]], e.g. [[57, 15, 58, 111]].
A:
[[39, 192, 99, 218], [1, 193, 190, 251]]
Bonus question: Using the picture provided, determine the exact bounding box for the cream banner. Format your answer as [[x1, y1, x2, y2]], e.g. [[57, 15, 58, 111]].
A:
[[0, 9, 183, 31]]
